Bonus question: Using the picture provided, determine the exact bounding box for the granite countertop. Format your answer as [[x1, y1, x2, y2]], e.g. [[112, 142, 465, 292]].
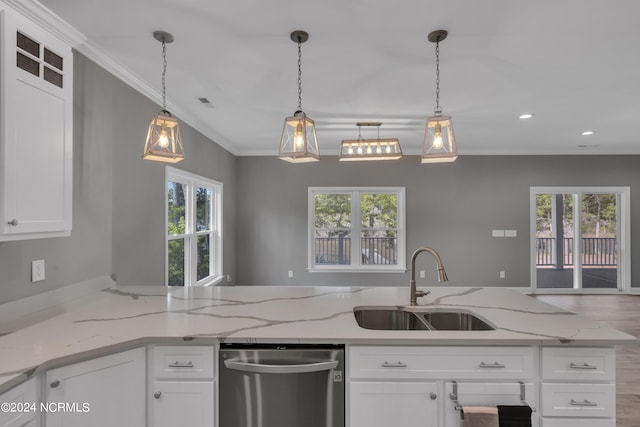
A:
[[0, 285, 635, 392]]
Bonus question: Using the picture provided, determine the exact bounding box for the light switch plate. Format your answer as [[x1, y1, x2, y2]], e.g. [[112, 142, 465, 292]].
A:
[[31, 260, 45, 282], [505, 229, 517, 237], [492, 229, 505, 237]]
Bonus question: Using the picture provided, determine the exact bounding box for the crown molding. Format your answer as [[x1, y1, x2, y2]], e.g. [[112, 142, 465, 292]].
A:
[[1, 0, 86, 46]]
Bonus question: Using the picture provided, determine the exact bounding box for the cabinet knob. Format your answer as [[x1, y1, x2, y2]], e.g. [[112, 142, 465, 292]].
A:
[[7, 219, 18, 226], [154, 392, 162, 399], [429, 392, 437, 400], [50, 380, 60, 388]]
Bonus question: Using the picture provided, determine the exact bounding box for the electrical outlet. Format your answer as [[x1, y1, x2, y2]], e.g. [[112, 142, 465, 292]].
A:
[[31, 260, 45, 282], [419, 270, 426, 279], [499, 270, 506, 279], [288, 270, 294, 278]]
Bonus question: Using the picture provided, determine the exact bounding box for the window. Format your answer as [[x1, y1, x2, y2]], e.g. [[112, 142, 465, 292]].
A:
[[166, 167, 223, 286], [308, 187, 405, 272], [530, 186, 630, 293]]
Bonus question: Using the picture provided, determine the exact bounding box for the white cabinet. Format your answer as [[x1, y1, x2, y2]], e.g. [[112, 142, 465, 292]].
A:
[[44, 348, 145, 427], [350, 382, 439, 427], [149, 346, 214, 427], [0, 378, 37, 427], [348, 345, 538, 427], [0, 7, 73, 241], [539, 347, 616, 426]]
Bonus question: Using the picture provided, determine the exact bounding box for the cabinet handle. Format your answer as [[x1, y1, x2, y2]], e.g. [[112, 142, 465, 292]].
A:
[[479, 362, 506, 369], [429, 392, 437, 400], [154, 392, 162, 399], [168, 361, 194, 368], [569, 362, 598, 370], [7, 219, 18, 226], [50, 380, 60, 388], [381, 361, 407, 368], [570, 399, 598, 407]]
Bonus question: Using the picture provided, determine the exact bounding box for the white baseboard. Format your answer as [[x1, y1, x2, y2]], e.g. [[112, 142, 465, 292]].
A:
[[0, 275, 114, 334], [631, 288, 640, 295]]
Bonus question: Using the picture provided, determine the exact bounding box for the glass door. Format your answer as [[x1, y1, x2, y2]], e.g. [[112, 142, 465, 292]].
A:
[[531, 187, 630, 293]]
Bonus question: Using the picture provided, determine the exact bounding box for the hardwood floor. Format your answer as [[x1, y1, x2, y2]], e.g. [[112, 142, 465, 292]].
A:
[[535, 294, 640, 427]]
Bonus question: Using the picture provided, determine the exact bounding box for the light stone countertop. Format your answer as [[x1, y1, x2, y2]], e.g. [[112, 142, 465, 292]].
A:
[[0, 285, 635, 393]]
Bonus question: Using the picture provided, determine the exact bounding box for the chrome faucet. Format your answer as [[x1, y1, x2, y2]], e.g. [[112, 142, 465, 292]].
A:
[[410, 247, 449, 305]]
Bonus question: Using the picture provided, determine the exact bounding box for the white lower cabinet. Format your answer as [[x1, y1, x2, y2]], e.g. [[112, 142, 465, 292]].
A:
[[540, 347, 616, 426], [44, 347, 145, 427], [149, 345, 214, 427], [0, 378, 37, 427], [350, 382, 439, 427], [348, 345, 538, 427], [151, 382, 214, 427]]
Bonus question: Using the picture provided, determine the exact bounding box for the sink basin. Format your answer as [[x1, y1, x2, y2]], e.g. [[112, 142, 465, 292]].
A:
[[353, 308, 431, 330], [418, 311, 494, 331], [353, 307, 495, 331]]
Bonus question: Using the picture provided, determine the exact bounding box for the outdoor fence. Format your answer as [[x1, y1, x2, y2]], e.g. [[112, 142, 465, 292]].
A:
[[315, 234, 397, 265], [536, 237, 617, 266]]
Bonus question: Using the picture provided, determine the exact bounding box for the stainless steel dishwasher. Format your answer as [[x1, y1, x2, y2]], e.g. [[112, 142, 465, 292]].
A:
[[219, 344, 344, 427]]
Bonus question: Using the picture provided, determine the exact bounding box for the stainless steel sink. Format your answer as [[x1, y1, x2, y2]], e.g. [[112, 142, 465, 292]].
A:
[[353, 308, 431, 330], [353, 307, 495, 331]]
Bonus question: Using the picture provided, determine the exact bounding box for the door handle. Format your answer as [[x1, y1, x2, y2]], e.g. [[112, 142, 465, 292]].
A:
[[479, 362, 506, 369], [569, 362, 598, 370], [168, 361, 194, 368], [381, 361, 407, 368], [224, 360, 338, 374], [570, 399, 598, 407]]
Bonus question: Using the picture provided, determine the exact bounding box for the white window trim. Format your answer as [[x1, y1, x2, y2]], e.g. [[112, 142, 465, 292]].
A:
[[308, 187, 406, 273], [529, 186, 630, 294], [166, 166, 223, 286]]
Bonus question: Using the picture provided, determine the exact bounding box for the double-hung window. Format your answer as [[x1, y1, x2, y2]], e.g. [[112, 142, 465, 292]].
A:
[[166, 167, 223, 286], [308, 187, 405, 272]]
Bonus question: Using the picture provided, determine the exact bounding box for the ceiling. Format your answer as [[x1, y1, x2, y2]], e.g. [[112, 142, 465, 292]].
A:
[[38, 0, 640, 156]]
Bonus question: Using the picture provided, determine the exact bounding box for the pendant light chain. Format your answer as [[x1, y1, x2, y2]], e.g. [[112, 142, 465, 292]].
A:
[[161, 39, 168, 110], [297, 39, 303, 112], [434, 40, 441, 114]]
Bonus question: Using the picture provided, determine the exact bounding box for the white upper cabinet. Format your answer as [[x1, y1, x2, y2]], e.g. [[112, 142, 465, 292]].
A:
[[0, 6, 73, 241]]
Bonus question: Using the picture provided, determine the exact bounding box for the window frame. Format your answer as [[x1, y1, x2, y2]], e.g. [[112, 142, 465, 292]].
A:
[[308, 187, 406, 273], [166, 166, 223, 286]]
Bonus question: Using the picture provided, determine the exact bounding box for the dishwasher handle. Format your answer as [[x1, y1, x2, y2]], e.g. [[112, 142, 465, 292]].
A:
[[224, 359, 339, 374]]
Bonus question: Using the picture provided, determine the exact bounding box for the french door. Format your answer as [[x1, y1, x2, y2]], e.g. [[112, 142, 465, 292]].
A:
[[530, 187, 630, 293]]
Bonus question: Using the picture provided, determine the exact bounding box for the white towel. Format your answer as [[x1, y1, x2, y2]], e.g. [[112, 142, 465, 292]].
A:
[[461, 406, 499, 427]]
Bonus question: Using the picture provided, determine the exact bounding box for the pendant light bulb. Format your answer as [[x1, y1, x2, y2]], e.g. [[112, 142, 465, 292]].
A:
[[432, 122, 443, 149], [294, 122, 305, 149], [158, 124, 170, 148]]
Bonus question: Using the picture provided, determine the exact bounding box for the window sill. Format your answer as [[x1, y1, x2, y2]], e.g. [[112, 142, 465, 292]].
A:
[[308, 267, 406, 273]]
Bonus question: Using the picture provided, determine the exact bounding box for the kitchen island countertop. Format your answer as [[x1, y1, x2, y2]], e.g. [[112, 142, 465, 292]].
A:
[[0, 285, 635, 392]]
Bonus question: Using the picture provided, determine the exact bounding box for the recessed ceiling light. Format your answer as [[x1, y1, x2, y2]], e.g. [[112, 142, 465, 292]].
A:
[[581, 130, 595, 136], [519, 113, 534, 119]]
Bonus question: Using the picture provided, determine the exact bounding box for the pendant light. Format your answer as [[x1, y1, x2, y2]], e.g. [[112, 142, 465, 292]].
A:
[[421, 30, 458, 164], [339, 122, 402, 161], [143, 30, 185, 163], [278, 30, 320, 163]]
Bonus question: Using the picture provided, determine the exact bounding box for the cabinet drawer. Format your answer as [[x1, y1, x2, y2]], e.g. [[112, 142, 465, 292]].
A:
[[152, 346, 214, 379], [541, 419, 615, 427], [540, 383, 615, 418], [541, 347, 615, 381], [349, 346, 534, 379]]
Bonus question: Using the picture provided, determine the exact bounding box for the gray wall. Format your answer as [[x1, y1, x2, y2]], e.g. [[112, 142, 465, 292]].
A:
[[235, 155, 640, 288], [0, 53, 236, 304]]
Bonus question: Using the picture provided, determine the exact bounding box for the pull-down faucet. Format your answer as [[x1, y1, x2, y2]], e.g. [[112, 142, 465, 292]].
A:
[[410, 247, 449, 305]]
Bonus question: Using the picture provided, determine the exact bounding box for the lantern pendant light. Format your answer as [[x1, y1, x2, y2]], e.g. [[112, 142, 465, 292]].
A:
[[421, 30, 458, 164], [143, 30, 185, 163], [278, 30, 320, 163]]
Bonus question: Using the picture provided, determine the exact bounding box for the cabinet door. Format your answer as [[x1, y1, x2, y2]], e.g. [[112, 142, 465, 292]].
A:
[[0, 8, 72, 240], [151, 381, 214, 427], [0, 379, 37, 427], [350, 382, 439, 427], [45, 348, 145, 427]]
